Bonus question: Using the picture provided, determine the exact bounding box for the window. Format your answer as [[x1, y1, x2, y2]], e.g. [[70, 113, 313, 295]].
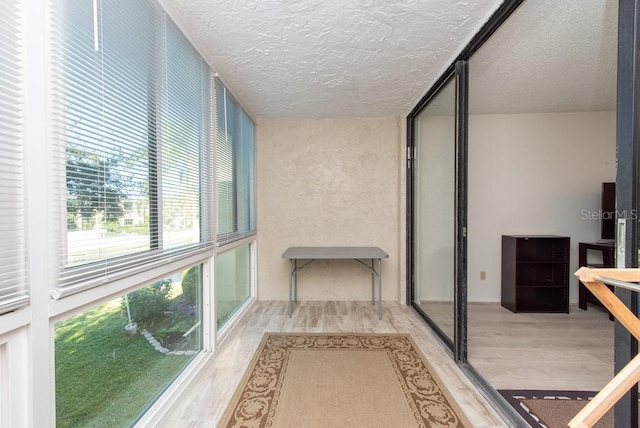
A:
[[163, 21, 213, 251], [60, 0, 159, 266], [0, 0, 28, 315], [215, 81, 255, 244], [214, 84, 254, 326], [51, 0, 214, 297], [54, 265, 203, 427], [50, 2, 214, 423], [215, 244, 251, 328]]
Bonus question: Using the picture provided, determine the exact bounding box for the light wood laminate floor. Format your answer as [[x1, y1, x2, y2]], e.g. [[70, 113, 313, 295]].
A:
[[417, 301, 614, 391], [160, 301, 506, 427], [468, 303, 613, 391]]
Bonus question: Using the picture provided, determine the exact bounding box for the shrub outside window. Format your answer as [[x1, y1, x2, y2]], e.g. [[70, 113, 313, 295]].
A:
[[54, 265, 203, 427]]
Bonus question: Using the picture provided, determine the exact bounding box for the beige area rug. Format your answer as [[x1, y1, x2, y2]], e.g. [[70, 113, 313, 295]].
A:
[[220, 333, 470, 428]]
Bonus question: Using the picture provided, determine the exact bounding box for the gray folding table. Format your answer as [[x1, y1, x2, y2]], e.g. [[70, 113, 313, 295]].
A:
[[282, 246, 389, 319]]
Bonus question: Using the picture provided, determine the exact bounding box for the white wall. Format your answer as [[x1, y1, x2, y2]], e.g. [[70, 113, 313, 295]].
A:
[[468, 111, 616, 303], [256, 118, 401, 302]]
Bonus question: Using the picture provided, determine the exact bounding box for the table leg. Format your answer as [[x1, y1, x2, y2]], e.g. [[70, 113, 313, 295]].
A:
[[378, 258, 383, 320], [288, 259, 293, 317], [293, 259, 298, 303], [371, 258, 375, 305]]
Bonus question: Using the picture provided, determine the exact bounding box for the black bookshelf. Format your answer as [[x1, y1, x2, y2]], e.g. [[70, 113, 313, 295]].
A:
[[501, 235, 570, 313]]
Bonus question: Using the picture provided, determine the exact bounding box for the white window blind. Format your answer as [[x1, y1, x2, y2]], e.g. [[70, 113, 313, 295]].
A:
[[163, 20, 213, 251], [51, 0, 214, 298], [0, 0, 28, 315], [215, 81, 255, 244]]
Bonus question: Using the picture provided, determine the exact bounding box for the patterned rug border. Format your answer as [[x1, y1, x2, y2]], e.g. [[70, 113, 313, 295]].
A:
[[220, 332, 471, 427], [498, 389, 598, 428]]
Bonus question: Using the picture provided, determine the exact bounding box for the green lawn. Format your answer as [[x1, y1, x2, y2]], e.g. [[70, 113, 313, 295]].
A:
[[55, 300, 192, 427]]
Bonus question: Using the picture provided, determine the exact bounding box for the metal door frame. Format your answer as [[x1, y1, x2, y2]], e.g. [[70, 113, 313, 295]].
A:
[[613, 0, 640, 425]]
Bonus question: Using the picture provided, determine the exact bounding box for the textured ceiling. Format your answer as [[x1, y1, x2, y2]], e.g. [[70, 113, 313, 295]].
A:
[[160, 0, 617, 119], [161, 0, 503, 118], [469, 0, 617, 115]]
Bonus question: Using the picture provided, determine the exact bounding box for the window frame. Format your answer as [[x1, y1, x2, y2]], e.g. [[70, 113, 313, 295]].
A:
[[215, 79, 256, 247]]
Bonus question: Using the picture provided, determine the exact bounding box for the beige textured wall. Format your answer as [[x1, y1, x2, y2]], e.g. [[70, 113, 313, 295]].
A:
[[256, 118, 402, 302]]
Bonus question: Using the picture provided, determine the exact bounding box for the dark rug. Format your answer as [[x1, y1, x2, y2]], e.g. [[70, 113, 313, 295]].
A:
[[499, 390, 613, 428]]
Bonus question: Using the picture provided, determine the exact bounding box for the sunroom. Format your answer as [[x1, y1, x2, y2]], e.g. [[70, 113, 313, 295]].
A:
[[2, 0, 639, 426]]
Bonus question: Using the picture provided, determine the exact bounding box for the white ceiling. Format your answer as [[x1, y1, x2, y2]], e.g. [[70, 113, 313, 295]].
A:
[[161, 0, 504, 118], [161, 0, 617, 119], [469, 0, 617, 115]]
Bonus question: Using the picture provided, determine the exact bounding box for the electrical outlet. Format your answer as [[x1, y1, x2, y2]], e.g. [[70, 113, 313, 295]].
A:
[[480, 271, 486, 280]]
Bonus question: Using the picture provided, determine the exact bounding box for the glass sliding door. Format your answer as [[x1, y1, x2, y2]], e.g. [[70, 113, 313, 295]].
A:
[[411, 77, 458, 346]]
